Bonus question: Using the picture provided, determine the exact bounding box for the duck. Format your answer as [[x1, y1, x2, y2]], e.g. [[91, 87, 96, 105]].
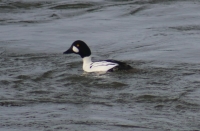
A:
[[63, 40, 132, 72]]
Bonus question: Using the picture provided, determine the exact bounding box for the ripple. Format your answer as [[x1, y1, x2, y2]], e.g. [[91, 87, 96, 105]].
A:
[[0, 100, 27, 107], [50, 3, 95, 10], [0, 1, 50, 10], [170, 25, 200, 31]]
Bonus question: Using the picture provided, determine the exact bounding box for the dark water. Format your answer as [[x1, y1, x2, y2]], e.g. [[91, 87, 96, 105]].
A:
[[1, 53, 200, 131], [0, 0, 200, 131]]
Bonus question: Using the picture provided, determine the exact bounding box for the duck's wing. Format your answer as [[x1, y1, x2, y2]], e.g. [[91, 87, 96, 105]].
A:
[[104, 59, 132, 72], [89, 61, 118, 72]]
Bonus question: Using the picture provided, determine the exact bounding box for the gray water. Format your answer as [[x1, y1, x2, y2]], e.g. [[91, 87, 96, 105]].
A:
[[0, 0, 200, 131]]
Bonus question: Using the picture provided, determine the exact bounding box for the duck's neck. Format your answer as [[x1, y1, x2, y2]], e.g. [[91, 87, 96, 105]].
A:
[[83, 56, 92, 65]]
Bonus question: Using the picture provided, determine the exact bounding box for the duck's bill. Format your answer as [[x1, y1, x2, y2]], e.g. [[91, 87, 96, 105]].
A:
[[63, 48, 73, 54]]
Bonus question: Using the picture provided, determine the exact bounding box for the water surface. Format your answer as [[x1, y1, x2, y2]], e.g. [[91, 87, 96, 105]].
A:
[[0, 0, 200, 131]]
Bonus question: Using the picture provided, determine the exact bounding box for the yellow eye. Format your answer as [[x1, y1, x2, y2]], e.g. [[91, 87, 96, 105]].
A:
[[77, 44, 79, 47]]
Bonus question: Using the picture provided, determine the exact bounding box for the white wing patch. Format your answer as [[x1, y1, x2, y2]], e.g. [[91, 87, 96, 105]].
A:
[[88, 61, 118, 72], [90, 61, 117, 68]]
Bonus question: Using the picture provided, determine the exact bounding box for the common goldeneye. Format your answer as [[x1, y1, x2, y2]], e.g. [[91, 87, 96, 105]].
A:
[[63, 40, 132, 72]]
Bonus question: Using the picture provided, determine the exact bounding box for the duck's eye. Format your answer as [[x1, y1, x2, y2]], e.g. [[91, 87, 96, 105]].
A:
[[76, 44, 79, 47]]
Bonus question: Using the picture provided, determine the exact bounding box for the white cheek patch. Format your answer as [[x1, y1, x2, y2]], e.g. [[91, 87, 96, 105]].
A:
[[72, 46, 79, 53]]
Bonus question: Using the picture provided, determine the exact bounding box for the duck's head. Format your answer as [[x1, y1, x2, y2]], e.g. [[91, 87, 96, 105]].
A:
[[63, 40, 91, 58]]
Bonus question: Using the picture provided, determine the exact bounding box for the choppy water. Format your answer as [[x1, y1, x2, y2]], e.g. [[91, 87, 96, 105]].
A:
[[0, 0, 200, 131]]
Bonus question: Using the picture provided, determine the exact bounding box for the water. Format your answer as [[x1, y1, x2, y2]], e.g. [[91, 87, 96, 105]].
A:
[[0, 0, 200, 131]]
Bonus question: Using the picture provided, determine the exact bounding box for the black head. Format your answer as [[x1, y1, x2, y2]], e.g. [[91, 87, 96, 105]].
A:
[[63, 40, 91, 58]]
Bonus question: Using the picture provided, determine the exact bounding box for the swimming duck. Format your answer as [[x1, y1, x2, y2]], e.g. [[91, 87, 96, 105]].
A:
[[63, 40, 132, 72]]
